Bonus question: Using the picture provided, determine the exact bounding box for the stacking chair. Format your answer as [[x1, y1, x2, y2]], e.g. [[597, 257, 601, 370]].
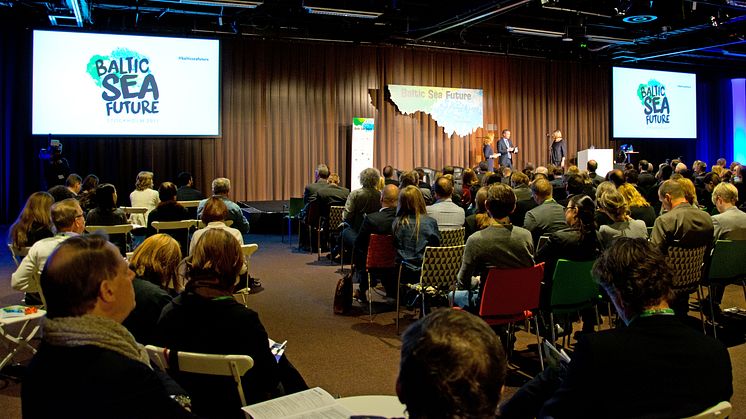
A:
[[85, 224, 134, 255], [364, 234, 397, 321], [0, 308, 46, 372], [178, 200, 202, 219], [197, 219, 233, 229], [300, 201, 323, 259], [282, 197, 304, 245], [327, 206, 345, 269], [235, 244, 259, 306], [439, 227, 465, 247], [145, 345, 254, 410], [152, 220, 197, 255], [666, 245, 708, 332], [8, 244, 29, 267], [547, 259, 601, 345], [120, 206, 148, 227], [396, 245, 465, 333], [479, 264, 545, 369], [702, 240, 746, 338]]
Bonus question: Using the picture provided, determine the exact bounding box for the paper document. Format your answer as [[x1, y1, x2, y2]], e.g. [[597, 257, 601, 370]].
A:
[[268, 338, 286, 362], [242, 387, 353, 419]]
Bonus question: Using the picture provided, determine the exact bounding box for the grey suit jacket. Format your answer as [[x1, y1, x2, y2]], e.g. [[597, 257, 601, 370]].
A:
[[523, 199, 568, 244], [712, 206, 746, 241], [650, 203, 714, 254]]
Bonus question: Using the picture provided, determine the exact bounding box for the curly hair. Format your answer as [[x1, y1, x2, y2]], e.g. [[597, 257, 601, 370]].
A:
[[598, 189, 630, 221], [592, 238, 674, 317], [399, 309, 506, 419], [134, 171, 154, 191], [617, 183, 650, 208], [359, 167, 381, 189]]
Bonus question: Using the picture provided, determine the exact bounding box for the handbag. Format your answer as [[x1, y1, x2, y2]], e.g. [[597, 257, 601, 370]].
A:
[[333, 271, 353, 315]]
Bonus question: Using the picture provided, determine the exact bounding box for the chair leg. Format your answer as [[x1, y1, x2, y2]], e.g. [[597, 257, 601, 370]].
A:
[[550, 312, 556, 344], [341, 245, 345, 273], [707, 285, 718, 339], [368, 272, 373, 323], [317, 229, 322, 261], [696, 287, 707, 335], [396, 266, 402, 334], [534, 317, 544, 370], [594, 305, 601, 333]]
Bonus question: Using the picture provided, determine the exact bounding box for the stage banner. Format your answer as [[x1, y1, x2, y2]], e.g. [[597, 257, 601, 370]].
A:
[[351, 118, 375, 191], [388, 85, 483, 137]]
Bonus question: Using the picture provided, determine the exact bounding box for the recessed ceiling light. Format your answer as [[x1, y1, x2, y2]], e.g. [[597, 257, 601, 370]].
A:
[[622, 15, 657, 23]]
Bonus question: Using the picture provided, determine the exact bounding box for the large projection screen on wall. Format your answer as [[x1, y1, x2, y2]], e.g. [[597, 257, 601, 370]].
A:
[[612, 67, 697, 139], [32, 30, 220, 136]]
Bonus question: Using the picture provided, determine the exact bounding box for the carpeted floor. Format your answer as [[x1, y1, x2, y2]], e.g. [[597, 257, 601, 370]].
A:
[[1, 232, 745, 417]]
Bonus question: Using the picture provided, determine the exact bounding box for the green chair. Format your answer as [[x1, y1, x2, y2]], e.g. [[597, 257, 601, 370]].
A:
[[703, 240, 746, 338], [282, 197, 304, 246], [548, 259, 601, 345]]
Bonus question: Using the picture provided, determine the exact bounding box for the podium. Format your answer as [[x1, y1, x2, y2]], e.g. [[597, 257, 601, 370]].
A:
[[577, 149, 614, 178]]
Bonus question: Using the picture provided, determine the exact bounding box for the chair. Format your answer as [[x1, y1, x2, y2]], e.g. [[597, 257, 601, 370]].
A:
[[152, 220, 197, 255], [396, 245, 465, 333], [300, 201, 323, 260], [145, 345, 254, 408], [197, 219, 233, 229], [702, 240, 746, 338], [7, 244, 29, 267], [235, 244, 259, 306], [120, 207, 148, 226], [364, 234, 397, 321], [683, 401, 732, 419], [547, 259, 601, 345], [479, 264, 545, 369], [327, 206, 345, 270], [0, 308, 46, 372], [86, 224, 135, 255], [282, 197, 304, 245], [177, 200, 201, 208], [666, 245, 708, 332], [439, 227, 465, 247]]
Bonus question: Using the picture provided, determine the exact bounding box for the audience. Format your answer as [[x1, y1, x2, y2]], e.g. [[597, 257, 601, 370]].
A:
[[523, 178, 567, 244], [48, 173, 82, 202], [337, 168, 382, 261], [78, 174, 99, 213], [352, 184, 399, 302], [398, 309, 507, 419], [426, 176, 465, 230], [191, 196, 244, 255], [146, 182, 190, 252], [313, 172, 350, 224], [8, 191, 54, 250], [586, 160, 604, 186], [460, 168, 479, 208], [393, 185, 440, 280], [86, 183, 129, 255], [464, 186, 490, 239], [12, 199, 85, 304], [197, 177, 250, 235], [502, 238, 732, 418], [594, 181, 616, 226], [129, 171, 160, 226], [175, 171, 204, 201], [650, 180, 714, 255], [383, 165, 398, 185], [303, 163, 330, 206], [454, 184, 534, 309], [597, 189, 648, 248], [122, 234, 178, 344], [156, 229, 308, 417], [22, 235, 194, 418], [617, 183, 657, 227]]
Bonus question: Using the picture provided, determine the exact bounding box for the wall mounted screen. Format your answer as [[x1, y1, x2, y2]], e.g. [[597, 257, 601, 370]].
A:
[[612, 67, 696, 139], [32, 30, 220, 136]]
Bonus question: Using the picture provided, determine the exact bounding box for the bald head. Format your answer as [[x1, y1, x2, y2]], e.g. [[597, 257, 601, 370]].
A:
[[382, 184, 399, 207]]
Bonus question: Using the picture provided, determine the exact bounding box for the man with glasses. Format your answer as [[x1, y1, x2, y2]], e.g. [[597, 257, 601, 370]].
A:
[[12, 198, 86, 302]]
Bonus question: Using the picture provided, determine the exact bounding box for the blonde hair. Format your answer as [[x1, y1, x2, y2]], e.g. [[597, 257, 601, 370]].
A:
[[671, 175, 698, 206], [9, 192, 54, 248], [617, 183, 650, 208], [598, 190, 630, 221], [129, 234, 182, 289], [135, 171, 154, 191], [712, 182, 738, 205]]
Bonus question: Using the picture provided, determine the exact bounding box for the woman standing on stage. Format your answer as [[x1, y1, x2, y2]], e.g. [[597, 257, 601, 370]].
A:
[[550, 129, 567, 168], [483, 134, 496, 172]]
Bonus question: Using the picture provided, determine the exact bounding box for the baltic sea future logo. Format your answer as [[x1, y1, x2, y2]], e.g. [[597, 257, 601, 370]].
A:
[[86, 48, 160, 117], [637, 79, 670, 125]]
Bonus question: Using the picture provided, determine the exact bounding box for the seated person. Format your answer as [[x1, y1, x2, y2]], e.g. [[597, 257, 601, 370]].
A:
[[123, 234, 180, 343], [8, 191, 54, 250], [336, 168, 382, 261], [617, 182, 657, 227], [523, 178, 567, 245], [501, 238, 733, 419], [47, 173, 82, 202], [393, 186, 440, 281], [78, 174, 99, 213], [596, 189, 648, 248], [176, 172, 205, 219], [190, 196, 244, 255], [22, 235, 194, 418], [129, 171, 160, 227], [146, 182, 190, 254], [156, 229, 308, 418], [86, 183, 129, 255], [464, 186, 490, 240], [197, 177, 250, 235], [426, 176, 465, 230], [397, 309, 507, 419]]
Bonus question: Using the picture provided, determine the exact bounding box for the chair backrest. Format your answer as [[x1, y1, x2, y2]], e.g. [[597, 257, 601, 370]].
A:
[[241, 244, 259, 270], [549, 259, 599, 313], [197, 219, 233, 229], [328, 206, 345, 231], [287, 197, 304, 217], [151, 220, 197, 232], [439, 227, 465, 247], [178, 200, 201, 208], [420, 245, 465, 291], [85, 224, 134, 235], [707, 240, 746, 281], [683, 401, 732, 419], [8, 244, 30, 267], [665, 245, 707, 295], [120, 206, 148, 216], [480, 263, 545, 322], [646, 226, 653, 238], [145, 345, 254, 406], [305, 201, 322, 227], [366, 234, 396, 270]]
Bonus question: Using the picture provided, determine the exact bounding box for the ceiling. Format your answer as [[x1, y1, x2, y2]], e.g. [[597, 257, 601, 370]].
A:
[[5, 0, 746, 68]]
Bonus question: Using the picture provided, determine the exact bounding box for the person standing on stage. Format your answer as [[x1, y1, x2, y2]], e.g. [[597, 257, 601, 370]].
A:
[[497, 129, 517, 169], [483, 134, 497, 172], [550, 129, 567, 168]]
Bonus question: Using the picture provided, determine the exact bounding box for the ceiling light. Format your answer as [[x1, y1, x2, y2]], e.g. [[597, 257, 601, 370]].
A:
[[305, 7, 382, 19], [585, 35, 634, 44], [179, 0, 260, 9], [506, 26, 564, 38]]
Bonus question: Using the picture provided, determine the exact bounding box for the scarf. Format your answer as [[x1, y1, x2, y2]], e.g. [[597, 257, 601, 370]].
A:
[[185, 268, 235, 299], [44, 314, 150, 367]]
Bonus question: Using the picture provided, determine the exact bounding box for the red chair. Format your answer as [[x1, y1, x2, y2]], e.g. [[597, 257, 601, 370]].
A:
[[479, 263, 545, 369], [364, 234, 397, 321]]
